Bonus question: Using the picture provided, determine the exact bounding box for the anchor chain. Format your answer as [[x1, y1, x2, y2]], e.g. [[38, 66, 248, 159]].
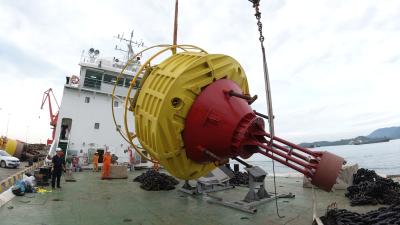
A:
[[249, 0, 283, 218], [317, 205, 400, 225], [249, 0, 275, 140]]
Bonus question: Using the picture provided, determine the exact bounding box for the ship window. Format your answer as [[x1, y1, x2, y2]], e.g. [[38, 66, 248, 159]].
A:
[[94, 123, 100, 129], [85, 97, 90, 103], [124, 78, 132, 87], [117, 77, 124, 86], [84, 70, 102, 89], [104, 74, 124, 86], [103, 74, 116, 84], [114, 101, 119, 107], [125, 77, 141, 88], [135, 78, 141, 88]]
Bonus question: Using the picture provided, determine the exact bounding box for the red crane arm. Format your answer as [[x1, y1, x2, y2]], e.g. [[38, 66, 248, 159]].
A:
[[41, 88, 60, 145], [41, 88, 60, 125]]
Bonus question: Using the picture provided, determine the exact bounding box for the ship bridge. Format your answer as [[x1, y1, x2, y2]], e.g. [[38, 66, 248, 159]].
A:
[[47, 46, 148, 168], [66, 51, 142, 97]]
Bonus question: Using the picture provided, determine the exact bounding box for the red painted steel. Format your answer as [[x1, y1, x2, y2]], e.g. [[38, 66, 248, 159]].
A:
[[184, 79, 256, 163], [40, 88, 60, 145], [183, 79, 344, 191]]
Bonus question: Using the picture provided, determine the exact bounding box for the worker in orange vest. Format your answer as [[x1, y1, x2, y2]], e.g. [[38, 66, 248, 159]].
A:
[[92, 152, 99, 172], [101, 151, 111, 179]]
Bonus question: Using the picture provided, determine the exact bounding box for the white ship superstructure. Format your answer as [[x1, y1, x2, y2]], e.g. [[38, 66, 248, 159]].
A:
[[48, 37, 147, 166]]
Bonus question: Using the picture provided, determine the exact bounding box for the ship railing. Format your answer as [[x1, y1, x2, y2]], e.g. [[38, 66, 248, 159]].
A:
[[80, 56, 141, 73]]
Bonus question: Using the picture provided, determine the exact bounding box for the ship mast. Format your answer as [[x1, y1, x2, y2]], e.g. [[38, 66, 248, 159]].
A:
[[114, 30, 144, 61]]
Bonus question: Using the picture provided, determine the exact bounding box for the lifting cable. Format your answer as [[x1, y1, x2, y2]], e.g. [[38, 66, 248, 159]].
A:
[[249, 0, 284, 218]]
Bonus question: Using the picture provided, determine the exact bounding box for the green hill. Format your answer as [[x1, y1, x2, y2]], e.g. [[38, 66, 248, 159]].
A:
[[299, 126, 399, 148], [367, 126, 400, 139]]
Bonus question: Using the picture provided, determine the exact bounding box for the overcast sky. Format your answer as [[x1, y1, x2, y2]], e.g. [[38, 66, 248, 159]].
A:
[[0, 0, 399, 144]]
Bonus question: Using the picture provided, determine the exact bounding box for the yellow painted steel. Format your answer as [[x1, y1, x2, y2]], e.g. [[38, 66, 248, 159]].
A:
[[111, 45, 207, 163], [111, 44, 249, 179], [134, 52, 249, 180], [4, 138, 17, 156], [0, 137, 4, 149], [0, 138, 23, 157]]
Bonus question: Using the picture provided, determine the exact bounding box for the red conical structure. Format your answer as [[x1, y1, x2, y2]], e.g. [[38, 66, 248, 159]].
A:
[[184, 79, 344, 192]]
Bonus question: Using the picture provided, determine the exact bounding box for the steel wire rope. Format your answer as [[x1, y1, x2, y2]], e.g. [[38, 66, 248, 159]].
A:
[[249, 0, 284, 218]]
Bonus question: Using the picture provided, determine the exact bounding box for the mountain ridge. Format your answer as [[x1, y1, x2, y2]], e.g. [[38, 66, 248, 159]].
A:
[[299, 126, 400, 148], [367, 126, 400, 139]]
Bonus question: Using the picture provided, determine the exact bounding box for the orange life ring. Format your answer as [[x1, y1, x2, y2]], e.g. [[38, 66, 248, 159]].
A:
[[71, 75, 80, 84]]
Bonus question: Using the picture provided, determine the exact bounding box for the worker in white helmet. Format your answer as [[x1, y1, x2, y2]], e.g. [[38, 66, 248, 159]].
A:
[[51, 148, 66, 189]]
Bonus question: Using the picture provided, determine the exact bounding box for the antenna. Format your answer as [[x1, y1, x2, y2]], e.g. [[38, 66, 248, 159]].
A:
[[114, 29, 144, 61]]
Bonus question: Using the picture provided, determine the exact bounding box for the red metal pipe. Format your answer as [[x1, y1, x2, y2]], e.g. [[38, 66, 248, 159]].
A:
[[183, 79, 345, 191], [268, 140, 315, 163], [257, 143, 316, 170], [264, 132, 320, 157], [256, 149, 314, 177]]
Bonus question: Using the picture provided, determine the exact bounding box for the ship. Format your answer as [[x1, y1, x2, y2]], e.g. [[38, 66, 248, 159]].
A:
[[1, 1, 400, 225], [351, 137, 391, 145], [46, 32, 150, 168]]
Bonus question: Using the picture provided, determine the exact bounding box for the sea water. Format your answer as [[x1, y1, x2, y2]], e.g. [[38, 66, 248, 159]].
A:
[[242, 138, 400, 176]]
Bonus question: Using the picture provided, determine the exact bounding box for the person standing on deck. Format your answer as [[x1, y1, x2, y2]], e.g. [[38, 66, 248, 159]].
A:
[[101, 151, 111, 179], [92, 152, 99, 172], [52, 148, 66, 189]]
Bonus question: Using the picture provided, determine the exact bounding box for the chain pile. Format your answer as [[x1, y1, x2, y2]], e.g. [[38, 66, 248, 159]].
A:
[[315, 169, 400, 225], [229, 171, 249, 186], [133, 170, 179, 191], [346, 168, 400, 206], [318, 204, 400, 225]]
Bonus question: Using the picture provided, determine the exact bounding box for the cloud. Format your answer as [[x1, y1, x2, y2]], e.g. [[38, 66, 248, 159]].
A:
[[0, 38, 61, 78], [0, 0, 399, 143]]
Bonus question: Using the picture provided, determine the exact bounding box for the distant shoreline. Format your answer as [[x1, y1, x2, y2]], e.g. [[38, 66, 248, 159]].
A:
[[299, 126, 400, 148]]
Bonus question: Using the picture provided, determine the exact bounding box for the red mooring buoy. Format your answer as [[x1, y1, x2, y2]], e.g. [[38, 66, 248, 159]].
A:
[[184, 79, 344, 191]]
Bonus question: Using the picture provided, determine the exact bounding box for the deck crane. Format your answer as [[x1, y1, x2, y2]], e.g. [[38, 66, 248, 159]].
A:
[[40, 88, 60, 145]]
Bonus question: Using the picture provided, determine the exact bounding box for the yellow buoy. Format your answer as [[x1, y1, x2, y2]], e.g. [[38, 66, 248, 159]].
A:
[[1, 138, 24, 158], [4, 138, 17, 156], [133, 51, 249, 180]]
